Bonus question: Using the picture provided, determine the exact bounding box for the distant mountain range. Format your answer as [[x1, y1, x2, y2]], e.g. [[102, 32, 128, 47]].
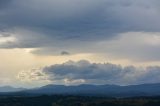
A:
[[1, 83, 160, 97], [23, 83, 160, 97], [0, 86, 25, 92]]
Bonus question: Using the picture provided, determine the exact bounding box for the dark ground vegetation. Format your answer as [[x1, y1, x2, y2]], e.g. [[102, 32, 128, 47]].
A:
[[0, 95, 160, 106]]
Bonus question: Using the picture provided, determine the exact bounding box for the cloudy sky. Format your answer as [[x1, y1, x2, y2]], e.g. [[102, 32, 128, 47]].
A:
[[1, 0, 160, 88]]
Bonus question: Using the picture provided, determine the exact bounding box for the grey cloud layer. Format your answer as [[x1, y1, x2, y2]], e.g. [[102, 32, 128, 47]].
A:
[[18, 60, 160, 85], [1, 0, 160, 42], [1, 0, 160, 61]]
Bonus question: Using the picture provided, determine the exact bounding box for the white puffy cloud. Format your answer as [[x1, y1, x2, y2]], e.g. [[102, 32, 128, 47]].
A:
[[18, 68, 48, 82]]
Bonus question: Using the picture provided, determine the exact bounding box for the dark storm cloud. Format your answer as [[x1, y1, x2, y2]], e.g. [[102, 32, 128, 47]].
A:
[[61, 51, 70, 55], [19, 60, 160, 85], [1, 0, 160, 61], [0, 0, 119, 41], [0, 0, 12, 9], [1, 0, 160, 42]]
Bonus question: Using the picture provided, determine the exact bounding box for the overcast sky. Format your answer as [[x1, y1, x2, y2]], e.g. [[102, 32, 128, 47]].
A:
[[0, 0, 160, 88]]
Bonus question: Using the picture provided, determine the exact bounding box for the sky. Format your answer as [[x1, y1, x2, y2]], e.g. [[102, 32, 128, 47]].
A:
[[0, 0, 160, 88]]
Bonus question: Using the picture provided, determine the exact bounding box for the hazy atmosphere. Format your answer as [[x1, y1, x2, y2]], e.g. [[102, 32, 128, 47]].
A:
[[1, 0, 160, 88]]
